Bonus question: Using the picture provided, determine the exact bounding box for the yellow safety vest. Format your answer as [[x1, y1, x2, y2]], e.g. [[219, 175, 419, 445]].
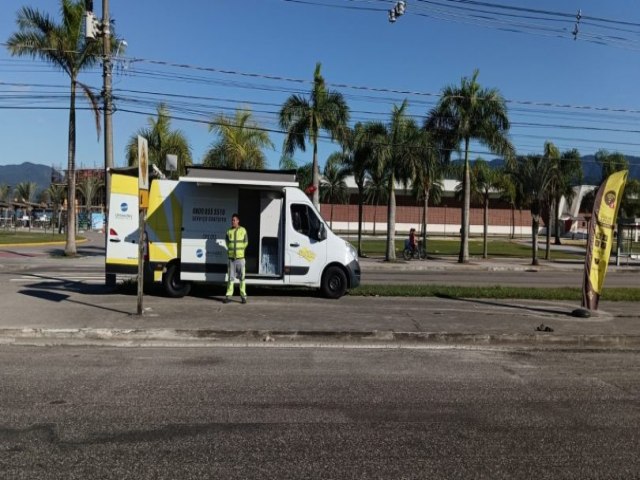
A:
[[226, 226, 248, 260]]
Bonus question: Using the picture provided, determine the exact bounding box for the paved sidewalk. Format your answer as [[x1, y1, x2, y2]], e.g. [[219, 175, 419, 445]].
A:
[[1, 230, 639, 349]]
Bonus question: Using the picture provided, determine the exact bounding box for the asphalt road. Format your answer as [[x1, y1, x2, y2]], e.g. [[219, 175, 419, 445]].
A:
[[2, 346, 640, 479]]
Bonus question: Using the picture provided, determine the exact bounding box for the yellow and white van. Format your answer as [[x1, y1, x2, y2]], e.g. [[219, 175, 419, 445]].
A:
[[106, 167, 360, 298]]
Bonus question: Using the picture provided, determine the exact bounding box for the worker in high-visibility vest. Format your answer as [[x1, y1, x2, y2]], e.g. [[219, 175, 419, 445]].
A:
[[224, 213, 248, 304]]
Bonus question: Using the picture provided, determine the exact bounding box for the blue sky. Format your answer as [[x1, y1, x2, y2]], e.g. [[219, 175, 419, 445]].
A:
[[1, 0, 640, 174]]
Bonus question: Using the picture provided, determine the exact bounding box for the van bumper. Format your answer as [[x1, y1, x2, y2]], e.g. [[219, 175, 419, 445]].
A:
[[347, 260, 361, 288]]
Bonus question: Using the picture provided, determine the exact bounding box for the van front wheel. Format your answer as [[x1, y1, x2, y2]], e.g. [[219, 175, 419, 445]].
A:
[[321, 266, 347, 299], [163, 263, 191, 298]]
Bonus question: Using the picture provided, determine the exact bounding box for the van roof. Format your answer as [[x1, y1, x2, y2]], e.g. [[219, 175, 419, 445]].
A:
[[181, 167, 299, 187]]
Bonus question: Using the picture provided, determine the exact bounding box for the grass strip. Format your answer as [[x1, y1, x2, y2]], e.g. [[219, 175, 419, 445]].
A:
[[355, 239, 585, 261], [0, 232, 83, 244], [350, 284, 640, 302]]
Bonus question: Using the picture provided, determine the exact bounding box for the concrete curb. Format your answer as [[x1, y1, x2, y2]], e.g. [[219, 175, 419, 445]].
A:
[[0, 237, 89, 248], [2, 328, 640, 349]]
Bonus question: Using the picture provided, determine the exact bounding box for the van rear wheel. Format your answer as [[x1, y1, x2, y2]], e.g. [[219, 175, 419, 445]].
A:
[[163, 263, 191, 298], [321, 266, 347, 299]]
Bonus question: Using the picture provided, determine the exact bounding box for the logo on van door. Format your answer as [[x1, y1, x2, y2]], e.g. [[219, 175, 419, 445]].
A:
[[196, 248, 204, 258], [115, 201, 133, 220], [297, 247, 316, 262]]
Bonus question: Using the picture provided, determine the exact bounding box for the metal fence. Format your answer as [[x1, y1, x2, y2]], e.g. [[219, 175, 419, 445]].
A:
[[615, 222, 640, 265]]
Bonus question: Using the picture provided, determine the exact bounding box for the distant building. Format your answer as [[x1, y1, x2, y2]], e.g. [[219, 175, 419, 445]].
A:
[[319, 176, 596, 237]]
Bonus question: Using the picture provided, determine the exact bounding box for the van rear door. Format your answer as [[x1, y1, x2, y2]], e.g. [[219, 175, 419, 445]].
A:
[[106, 173, 139, 275]]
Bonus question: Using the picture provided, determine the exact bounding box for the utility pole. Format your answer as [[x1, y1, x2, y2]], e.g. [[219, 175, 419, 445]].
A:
[[85, 0, 116, 285], [102, 0, 113, 196], [102, 0, 116, 285]]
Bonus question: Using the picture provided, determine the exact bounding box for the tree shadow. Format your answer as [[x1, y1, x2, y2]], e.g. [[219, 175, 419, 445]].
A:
[[435, 294, 573, 317], [20, 288, 132, 315], [0, 249, 42, 258], [14, 273, 117, 295], [45, 244, 106, 258]]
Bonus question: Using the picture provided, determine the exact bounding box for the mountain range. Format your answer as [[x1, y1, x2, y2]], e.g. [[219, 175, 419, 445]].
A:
[[458, 155, 640, 184], [0, 162, 56, 195]]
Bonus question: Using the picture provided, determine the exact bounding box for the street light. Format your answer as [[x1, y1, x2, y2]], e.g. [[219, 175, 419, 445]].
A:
[[388, 1, 407, 23], [115, 39, 127, 58]]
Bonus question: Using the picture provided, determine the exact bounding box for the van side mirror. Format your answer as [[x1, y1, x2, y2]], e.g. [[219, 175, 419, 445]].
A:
[[318, 224, 327, 241]]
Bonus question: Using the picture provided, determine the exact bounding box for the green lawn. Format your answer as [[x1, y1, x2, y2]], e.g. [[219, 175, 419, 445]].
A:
[[355, 238, 585, 260], [0, 231, 83, 245]]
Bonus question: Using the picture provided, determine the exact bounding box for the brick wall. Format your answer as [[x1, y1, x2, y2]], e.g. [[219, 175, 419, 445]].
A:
[[320, 203, 532, 228]]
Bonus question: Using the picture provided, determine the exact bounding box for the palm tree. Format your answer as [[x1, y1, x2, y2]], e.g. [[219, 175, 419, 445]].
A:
[[296, 162, 314, 198], [371, 101, 424, 261], [15, 181, 38, 230], [426, 69, 515, 263], [320, 152, 349, 228], [411, 136, 445, 253], [15, 181, 37, 204], [126, 104, 192, 178], [203, 109, 274, 170], [47, 183, 66, 231], [540, 142, 560, 259], [0, 184, 13, 225], [510, 155, 555, 266], [279, 62, 350, 210], [279, 155, 298, 170], [621, 179, 640, 219], [77, 174, 104, 211], [595, 150, 628, 184], [364, 167, 388, 237], [469, 159, 498, 259], [347, 122, 388, 256], [546, 145, 582, 250], [0, 184, 11, 202], [494, 168, 519, 239], [7, 0, 107, 255]]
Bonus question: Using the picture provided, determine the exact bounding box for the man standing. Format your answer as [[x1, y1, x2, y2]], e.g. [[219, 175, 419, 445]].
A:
[[224, 213, 248, 304]]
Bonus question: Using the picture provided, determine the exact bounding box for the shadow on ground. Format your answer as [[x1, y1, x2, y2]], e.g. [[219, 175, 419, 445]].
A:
[[435, 294, 573, 317]]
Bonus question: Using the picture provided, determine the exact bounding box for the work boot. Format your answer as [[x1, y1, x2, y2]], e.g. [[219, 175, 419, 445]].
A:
[[223, 297, 230, 304], [241, 297, 247, 304]]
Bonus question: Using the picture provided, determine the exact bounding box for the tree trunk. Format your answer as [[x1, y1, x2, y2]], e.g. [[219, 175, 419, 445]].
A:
[[511, 204, 515, 239], [531, 214, 540, 266], [385, 175, 396, 261], [311, 139, 320, 210], [65, 78, 77, 256], [483, 194, 489, 259], [459, 137, 470, 263], [330, 203, 334, 229], [545, 204, 551, 260], [357, 185, 364, 257], [422, 186, 430, 254], [373, 202, 378, 237], [554, 194, 562, 245]]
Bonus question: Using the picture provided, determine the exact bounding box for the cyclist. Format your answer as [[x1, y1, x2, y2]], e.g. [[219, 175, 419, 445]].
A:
[[407, 228, 417, 254]]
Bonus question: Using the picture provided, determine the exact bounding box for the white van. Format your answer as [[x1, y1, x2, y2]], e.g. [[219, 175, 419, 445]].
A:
[[106, 167, 360, 298]]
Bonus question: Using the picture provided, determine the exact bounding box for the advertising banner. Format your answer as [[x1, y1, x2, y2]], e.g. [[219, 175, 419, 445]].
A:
[[582, 170, 628, 310]]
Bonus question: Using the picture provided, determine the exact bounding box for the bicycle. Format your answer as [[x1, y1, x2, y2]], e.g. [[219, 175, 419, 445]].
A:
[[402, 240, 427, 260]]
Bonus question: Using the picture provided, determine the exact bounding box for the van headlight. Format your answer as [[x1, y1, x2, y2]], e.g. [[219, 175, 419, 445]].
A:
[[345, 240, 357, 260]]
